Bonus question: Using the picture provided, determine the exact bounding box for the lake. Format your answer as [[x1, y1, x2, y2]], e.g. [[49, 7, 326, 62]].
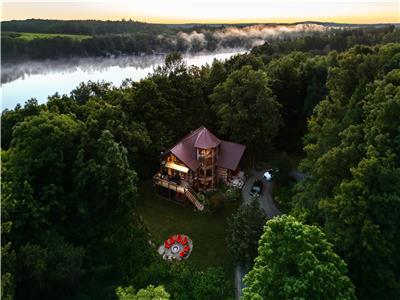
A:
[[1, 51, 243, 111]]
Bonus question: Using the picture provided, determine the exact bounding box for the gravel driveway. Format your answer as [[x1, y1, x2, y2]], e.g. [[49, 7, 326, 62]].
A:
[[241, 170, 281, 218], [235, 169, 281, 299]]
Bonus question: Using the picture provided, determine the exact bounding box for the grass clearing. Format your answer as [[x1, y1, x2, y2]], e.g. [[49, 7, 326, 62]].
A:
[[3, 31, 91, 41], [136, 181, 241, 273]]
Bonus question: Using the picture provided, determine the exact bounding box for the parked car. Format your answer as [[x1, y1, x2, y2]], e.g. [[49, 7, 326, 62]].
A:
[[250, 180, 263, 196], [263, 168, 279, 182]]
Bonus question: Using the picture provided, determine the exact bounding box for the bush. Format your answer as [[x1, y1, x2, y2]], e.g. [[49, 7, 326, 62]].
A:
[[167, 265, 230, 300], [274, 184, 295, 214], [126, 263, 231, 300], [226, 198, 266, 263], [195, 193, 207, 206], [224, 187, 241, 202], [116, 284, 170, 300], [208, 193, 225, 212]]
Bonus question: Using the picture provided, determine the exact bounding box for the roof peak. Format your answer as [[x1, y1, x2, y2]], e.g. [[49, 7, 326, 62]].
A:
[[194, 127, 221, 149]]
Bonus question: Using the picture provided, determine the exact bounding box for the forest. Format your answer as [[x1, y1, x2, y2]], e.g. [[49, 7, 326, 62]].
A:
[[1, 25, 400, 300], [2, 19, 399, 62]]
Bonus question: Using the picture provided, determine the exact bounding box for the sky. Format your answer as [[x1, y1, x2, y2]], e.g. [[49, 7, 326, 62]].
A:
[[2, 0, 399, 24]]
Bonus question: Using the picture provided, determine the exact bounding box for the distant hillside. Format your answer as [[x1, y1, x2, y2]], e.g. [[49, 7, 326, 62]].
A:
[[1, 19, 168, 35], [2, 19, 398, 62], [2, 19, 398, 35]]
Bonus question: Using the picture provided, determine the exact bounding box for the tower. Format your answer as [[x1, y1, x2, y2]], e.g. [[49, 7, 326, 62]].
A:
[[194, 127, 221, 190]]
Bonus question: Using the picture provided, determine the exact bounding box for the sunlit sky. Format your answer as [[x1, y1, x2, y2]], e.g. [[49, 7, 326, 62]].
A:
[[2, 0, 399, 24]]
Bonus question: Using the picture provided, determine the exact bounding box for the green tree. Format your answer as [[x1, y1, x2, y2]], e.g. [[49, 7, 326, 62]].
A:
[[152, 52, 208, 138], [78, 97, 151, 174], [225, 52, 265, 73], [292, 45, 400, 298], [72, 129, 139, 238], [266, 52, 309, 151], [166, 264, 230, 300], [131, 79, 177, 148], [1, 152, 16, 300], [155, 52, 187, 76], [2, 110, 150, 298], [17, 239, 85, 297], [320, 69, 400, 299], [116, 285, 170, 300], [226, 198, 266, 263], [210, 65, 281, 162], [243, 215, 355, 300], [4, 111, 82, 241], [1, 221, 15, 300], [191, 267, 229, 300], [132, 262, 231, 300], [1, 98, 43, 150]]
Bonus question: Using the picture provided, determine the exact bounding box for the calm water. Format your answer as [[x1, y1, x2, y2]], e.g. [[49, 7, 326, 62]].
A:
[[1, 51, 242, 111]]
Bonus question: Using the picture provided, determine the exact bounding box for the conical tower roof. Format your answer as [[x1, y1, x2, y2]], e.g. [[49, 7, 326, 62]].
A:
[[194, 127, 221, 149]]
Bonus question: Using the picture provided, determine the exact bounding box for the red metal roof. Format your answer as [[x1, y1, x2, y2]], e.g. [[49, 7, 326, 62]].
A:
[[217, 140, 246, 171], [164, 126, 245, 171], [194, 127, 221, 148]]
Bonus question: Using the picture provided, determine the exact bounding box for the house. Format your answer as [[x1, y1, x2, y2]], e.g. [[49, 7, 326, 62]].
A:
[[153, 126, 246, 210]]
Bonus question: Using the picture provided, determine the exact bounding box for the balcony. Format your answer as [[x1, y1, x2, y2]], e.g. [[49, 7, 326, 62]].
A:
[[153, 173, 204, 210], [198, 157, 214, 167], [153, 173, 190, 194]]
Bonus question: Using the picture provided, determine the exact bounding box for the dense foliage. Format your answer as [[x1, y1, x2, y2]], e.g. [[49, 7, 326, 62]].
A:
[[243, 215, 355, 299], [2, 19, 169, 35], [1, 110, 154, 299], [291, 43, 400, 299], [2, 52, 266, 299], [130, 262, 230, 300], [211, 65, 282, 157], [2, 27, 400, 299], [227, 198, 266, 263], [116, 285, 170, 300]]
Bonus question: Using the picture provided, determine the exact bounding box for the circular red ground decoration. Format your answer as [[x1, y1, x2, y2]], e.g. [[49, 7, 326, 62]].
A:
[[158, 234, 193, 261]]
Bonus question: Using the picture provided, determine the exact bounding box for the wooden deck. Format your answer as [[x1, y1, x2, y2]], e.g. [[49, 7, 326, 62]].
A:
[[153, 175, 187, 193], [153, 174, 204, 211]]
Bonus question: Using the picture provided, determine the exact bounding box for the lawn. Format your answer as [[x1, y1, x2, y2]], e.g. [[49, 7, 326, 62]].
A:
[[3, 31, 92, 41], [136, 181, 241, 273]]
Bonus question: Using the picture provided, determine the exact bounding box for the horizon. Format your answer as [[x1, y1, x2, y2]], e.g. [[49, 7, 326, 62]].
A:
[[2, 0, 399, 24], [2, 18, 399, 26]]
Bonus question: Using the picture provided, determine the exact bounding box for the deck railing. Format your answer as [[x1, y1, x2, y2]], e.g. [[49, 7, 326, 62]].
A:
[[153, 174, 186, 193], [153, 174, 204, 211]]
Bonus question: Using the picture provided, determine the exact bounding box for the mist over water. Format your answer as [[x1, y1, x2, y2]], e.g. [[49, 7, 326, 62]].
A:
[[1, 51, 244, 111], [175, 23, 333, 50], [1, 55, 167, 84], [1, 23, 338, 111]]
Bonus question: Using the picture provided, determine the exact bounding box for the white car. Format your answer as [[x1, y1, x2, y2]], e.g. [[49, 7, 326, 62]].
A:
[[263, 171, 272, 181], [263, 168, 278, 182]]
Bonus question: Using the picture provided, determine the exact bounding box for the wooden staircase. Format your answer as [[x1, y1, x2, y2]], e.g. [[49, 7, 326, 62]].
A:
[[184, 189, 204, 211]]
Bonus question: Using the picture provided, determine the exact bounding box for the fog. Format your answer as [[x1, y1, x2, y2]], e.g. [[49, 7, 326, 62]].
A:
[[2, 54, 166, 84], [172, 23, 335, 51], [1, 51, 243, 110], [1, 23, 337, 110], [2, 23, 336, 84], [1, 49, 248, 84]]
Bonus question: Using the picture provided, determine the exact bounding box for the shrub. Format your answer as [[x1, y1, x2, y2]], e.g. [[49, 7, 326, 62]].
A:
[[208, 193, 225, 212], [226, 198, 266, 262], [224, 187, 241, 202]]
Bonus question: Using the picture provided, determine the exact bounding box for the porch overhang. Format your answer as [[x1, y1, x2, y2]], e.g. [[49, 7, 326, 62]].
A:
[[165, 162, 189, 173]]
